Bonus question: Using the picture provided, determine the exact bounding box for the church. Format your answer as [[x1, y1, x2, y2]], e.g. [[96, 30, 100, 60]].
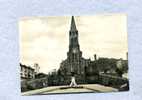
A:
[[58, 16, 96, 85], [56, 16, 128, 87]]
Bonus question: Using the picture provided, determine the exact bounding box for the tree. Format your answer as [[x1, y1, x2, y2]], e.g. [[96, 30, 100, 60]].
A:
[[97, 58, 117, 73]]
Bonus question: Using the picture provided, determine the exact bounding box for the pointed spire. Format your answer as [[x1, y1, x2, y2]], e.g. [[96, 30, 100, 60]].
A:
[[70, 16, 77, 31]]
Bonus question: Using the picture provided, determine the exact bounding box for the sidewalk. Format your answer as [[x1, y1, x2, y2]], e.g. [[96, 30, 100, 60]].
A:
[[22, 84, 118, 95]]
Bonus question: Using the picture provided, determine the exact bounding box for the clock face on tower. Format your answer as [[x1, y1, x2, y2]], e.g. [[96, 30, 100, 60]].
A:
[[73, 48, 77, 53]]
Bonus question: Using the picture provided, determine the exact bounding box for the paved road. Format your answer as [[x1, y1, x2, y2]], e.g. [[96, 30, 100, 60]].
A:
[[22, 84, 118, 95]]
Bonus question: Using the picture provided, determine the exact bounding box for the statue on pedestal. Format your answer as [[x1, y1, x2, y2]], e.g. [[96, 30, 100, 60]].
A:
[[70, 72, 77, 87]]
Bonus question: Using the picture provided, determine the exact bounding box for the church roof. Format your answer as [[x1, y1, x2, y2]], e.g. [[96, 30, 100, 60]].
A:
[[70, 16, 77, 31]]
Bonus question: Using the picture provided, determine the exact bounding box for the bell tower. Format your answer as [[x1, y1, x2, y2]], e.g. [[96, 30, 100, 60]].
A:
[[67, 16, 82, 74], [67, 16, 82, 58]]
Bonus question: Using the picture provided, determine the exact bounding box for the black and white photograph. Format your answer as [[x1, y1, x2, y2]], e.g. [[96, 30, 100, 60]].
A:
[[20, 15, 129, 95]]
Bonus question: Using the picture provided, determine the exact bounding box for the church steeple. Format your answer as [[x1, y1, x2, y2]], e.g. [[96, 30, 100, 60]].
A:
[[70, 16, 77, 31], [68, 16, 81, 56], [67, 16, 82, 73]]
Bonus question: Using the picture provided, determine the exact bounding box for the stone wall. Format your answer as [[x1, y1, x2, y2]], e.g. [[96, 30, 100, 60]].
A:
[[98, 73, 129, 90], [21, 77, 48, 92]]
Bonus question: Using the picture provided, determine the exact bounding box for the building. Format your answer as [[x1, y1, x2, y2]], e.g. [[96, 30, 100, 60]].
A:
[[58, 16, 92, 85], [116, 58, 128, 77], [20, 63, 35, 81], [20, 63, 48, 92]]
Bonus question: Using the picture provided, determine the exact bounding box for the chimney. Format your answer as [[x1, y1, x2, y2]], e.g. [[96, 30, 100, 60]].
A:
[[94, 54, 97, 61], [34, 63, 40, 74]]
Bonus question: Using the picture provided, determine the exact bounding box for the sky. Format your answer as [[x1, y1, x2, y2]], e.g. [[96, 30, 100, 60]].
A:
[[19, 14, 128, 74]]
